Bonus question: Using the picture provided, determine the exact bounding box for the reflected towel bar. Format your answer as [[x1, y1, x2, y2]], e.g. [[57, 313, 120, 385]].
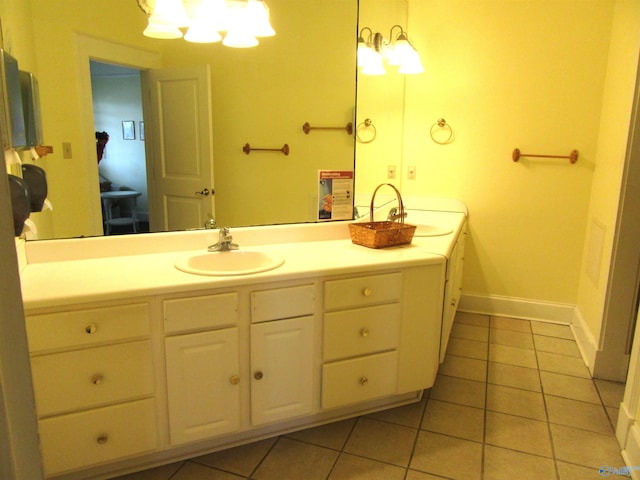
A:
[[303, 122, 353, 135], [243, 143, 290, 156], [512, 148, 578, 164]]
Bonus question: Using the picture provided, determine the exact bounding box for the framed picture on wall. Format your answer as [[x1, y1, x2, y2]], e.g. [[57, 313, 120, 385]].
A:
[[139, 121, 144, 141], [122, 120, 135, 140]]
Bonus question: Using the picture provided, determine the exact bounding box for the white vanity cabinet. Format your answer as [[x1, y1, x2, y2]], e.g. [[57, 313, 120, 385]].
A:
[[441, 225, 467, 362], [163, 291, 240, 445], [24, 301, 158, 477], [321, 265, 445, 409], [250, 284, 316, 425], [162, 283, 317, 446]]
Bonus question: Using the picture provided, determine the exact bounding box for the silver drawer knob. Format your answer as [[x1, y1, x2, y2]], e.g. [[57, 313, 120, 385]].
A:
[[230, 375, 240, 385], [85, 324, 97, 334], [360, 328, 370, 337], [91, 374, 104, 385], [359, 377, 368, 385], [96, 433, 109, 445], [362, 287, 372, 297], [254, 371, 264, 380]]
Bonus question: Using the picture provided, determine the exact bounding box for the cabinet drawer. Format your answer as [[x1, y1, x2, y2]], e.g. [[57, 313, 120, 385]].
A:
[[39, 398, 158, 476], [31, 340, 154, 417], [26, 303, 149, 353], [251, 284, 315, 323], [324, 273, 402, 311], [324, 304, 401, 361], [322, 351, 398, 409], [164, 292, 238, 333]]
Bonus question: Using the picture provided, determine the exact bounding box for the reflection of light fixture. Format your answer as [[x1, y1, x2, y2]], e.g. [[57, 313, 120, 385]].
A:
[[357, 25, 424, 75], [137, 0, 275, 47]]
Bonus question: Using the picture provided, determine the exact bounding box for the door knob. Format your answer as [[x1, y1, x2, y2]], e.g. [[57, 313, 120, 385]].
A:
[[195, 188, 210, 196]]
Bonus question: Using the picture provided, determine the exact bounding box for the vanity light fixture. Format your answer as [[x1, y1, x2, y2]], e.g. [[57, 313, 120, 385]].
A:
[[357, 25, 424, 75], [137, 0, 275, 47]]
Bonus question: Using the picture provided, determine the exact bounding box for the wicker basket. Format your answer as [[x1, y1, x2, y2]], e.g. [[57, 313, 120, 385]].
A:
[[349, 183, 416, 248]]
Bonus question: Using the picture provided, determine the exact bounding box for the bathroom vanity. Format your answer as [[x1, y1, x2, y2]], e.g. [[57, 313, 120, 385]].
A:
[[18, 201, 466, 479]]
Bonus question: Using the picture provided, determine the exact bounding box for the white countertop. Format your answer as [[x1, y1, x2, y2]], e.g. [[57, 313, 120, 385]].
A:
[[19, 201, 467, 311]]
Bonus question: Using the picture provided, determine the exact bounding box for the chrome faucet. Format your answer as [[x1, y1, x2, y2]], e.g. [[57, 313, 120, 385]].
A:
[[208, 227, 239, 252], [387, 207, 407, 222]]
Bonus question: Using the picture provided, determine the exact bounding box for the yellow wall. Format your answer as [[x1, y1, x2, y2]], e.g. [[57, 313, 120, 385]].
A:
[[399, 0, 614, 304], [576, 0, 640, 341]]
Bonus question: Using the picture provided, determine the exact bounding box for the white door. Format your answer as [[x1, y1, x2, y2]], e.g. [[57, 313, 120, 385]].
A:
[[143, 65, 215, 232], [165, 328, 241, 445], [250, 317, 315, 426]]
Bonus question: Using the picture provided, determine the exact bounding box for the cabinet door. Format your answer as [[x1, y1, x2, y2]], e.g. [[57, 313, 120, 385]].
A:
[[250, 316, 314, 426], [165, 328, 240, 445]]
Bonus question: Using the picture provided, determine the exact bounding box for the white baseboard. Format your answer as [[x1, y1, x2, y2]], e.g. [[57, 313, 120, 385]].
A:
[[458, 292, 575, 323], [571, 308, 598, 375], [621, 423, 640, 480]]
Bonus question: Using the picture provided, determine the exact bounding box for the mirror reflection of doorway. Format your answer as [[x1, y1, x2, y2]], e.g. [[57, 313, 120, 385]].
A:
[[90, 61, 149, 234]]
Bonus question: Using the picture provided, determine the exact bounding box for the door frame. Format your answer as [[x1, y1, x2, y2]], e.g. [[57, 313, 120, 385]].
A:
[[74, 35, 161, 236]]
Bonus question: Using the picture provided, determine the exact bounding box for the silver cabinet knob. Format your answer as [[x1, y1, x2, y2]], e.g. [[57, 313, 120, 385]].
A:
[[362, 287, 372, 297], [254, 371, 264, 380], [230, 375, 240, 385], [359, 377, 369, 385], [91, 374, 104, 385], [96, 434, 109, 445], [360, 328, 370, 337], [85, 324, 97, 334]]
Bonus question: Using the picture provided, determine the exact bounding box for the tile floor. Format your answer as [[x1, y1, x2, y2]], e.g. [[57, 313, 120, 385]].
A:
[[114, 312, 626, 480]]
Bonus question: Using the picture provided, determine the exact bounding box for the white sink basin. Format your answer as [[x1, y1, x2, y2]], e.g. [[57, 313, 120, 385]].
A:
[[175, 250, 285, 276], [414, 225, 453, 237]]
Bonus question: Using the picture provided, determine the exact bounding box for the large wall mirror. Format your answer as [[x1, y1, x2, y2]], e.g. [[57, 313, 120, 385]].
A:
[[19, 0, 370, 241]]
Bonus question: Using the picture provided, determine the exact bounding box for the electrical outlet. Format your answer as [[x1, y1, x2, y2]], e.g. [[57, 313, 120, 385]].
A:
[[387, 165, 396, 179], [408, 165, 416, 180], [62, 142, 72, 159]]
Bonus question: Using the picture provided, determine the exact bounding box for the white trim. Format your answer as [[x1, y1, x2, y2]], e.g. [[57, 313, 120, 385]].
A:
[[458, 292, 575, 323], [571, 307, 598, 375], [622, 423, 640, 480]]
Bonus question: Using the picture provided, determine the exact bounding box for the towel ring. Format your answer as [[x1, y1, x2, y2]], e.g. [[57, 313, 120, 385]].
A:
[[356, 118, 377, 144], [430, 118, 454, 145]]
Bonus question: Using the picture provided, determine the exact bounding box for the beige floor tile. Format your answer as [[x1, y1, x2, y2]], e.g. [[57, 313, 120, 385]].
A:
[[406, 470, 451, 480], [550, 424, 625, 470], [410, 431, 482, 480], [486, 384, 546, 420], [252, 438, 338, 480], [451, 323, 489, 342], [343, 417, 416, 467], [445, 337, 488, 360], [328, 453, 405, 480], [490, 316, 531, 332], [533, 335, 581, 357], [556, 460, 609, 480], [606, 406, 619, 426], [540, 371, 601, 404], [429, 375, 486, 408], [489, 328, 534, 350], [536, 350, 591, 378], [173, 462, 244, 480], [454, 312, 490, 327], [488, 343, 538, 369], [421, 399, 484, 442], [286, 418, 356, 450], [594, 379, 625, 408], [483, 445, 555, 480], [113, 462, 185, 480], [530, 321, 574, 339], [194, 438, 276, 477], [545, 395, 613, 434], [487, 362, 541, 392], [485, 411, 552, 457], [439, 355, 487, 382], [367, 395, 426, 428]]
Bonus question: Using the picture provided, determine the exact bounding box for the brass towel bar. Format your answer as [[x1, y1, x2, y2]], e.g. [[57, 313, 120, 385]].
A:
[[243, 143, 290, 156], [512, 148, 578, 164], [303, 122, 353, 136]]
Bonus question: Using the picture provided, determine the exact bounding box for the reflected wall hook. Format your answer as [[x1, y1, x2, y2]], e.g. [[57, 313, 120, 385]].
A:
[[302, 122, 353, 135], [429, 118, 454, 145], [356, 118, 376, 144], [243, 143, 290, 156], [512, 148, 578, 164]]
